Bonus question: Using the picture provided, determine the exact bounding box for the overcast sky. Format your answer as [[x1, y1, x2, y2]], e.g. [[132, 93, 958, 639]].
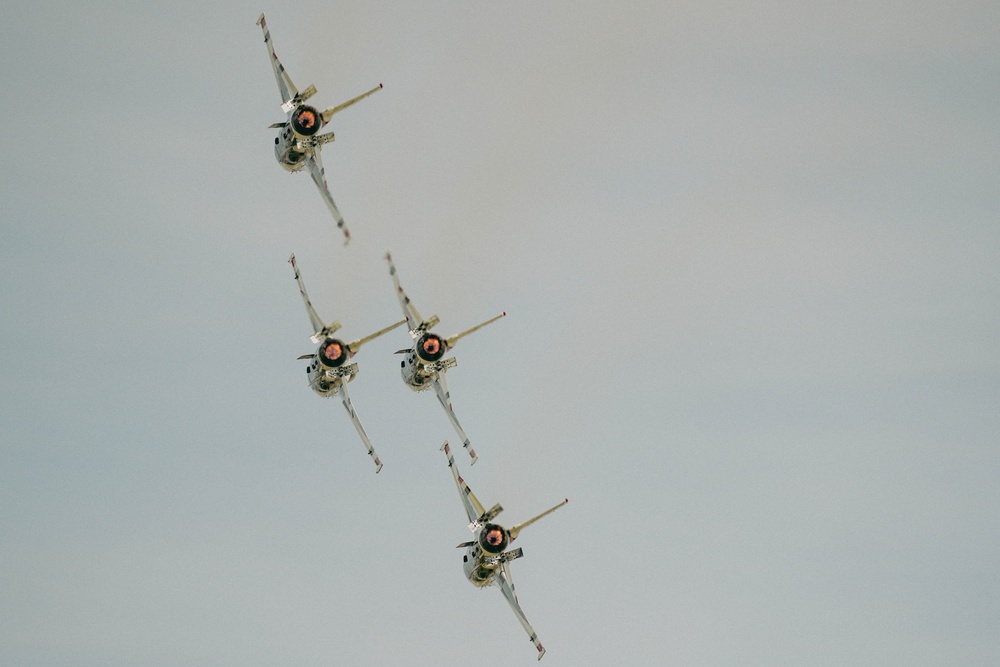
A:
[[2, 1, 998, 665]]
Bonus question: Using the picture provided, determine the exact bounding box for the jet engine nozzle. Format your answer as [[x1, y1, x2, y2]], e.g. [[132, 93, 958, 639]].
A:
[[291, 105, 322, 136], [478, 523, 510, 554], [416, 332, 447, 362], [318, 338, 349, 367]]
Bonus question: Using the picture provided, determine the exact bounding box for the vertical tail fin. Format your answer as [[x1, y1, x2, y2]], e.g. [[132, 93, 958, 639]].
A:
[[446, 312, 506, 348], [346, 319, 407, 356], [321, 83, 383, 124], [508, 499, 568, 541]]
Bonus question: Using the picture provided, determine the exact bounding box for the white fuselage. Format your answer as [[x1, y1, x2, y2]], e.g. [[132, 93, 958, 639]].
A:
[[399, 349, 435, 391], [307, 337, 356, 396], [274, 127, 309, 172], [274, 104, 323, 172], [461, 522, 511, 588], [306, 360, 345, 397], [399, 331, 454, 391], [463, 543, 496, 588]]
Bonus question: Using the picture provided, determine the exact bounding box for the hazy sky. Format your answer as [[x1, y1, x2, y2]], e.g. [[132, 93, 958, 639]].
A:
[[2, 1, 998, 665]]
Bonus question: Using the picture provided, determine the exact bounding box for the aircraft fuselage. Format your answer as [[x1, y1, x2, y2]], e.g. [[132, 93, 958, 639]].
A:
[[274, 104, 325, 172], [399, 331, 455, 390], [306, 336, 356, 396], [462, 522, 512, 588]]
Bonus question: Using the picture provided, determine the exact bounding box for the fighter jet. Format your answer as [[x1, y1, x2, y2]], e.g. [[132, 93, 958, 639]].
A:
[[441, 441, 567, 660], [385, 252, 505, 464], [289, 253, 404, 473], [257, 14, 382, 245]]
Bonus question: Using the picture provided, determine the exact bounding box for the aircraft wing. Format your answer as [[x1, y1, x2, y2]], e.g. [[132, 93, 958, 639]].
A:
[[256, 14, 299, 106], [432, 374, 477, 464], [288, 253, 328, 336], [335, 383, 383, 473], [496, 562, 546, 660], [441, 441, 485, 526], [385, 252, 427, 331], [305, 151, 351, 245]]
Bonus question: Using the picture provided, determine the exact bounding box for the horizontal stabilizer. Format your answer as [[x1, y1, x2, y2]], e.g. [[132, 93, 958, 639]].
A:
[[309, 322, 342, 345], [411, 315, 439, 337], [483, 547, 523, 566], [477, 503, 503, 525], [281, 84, 317, 112]]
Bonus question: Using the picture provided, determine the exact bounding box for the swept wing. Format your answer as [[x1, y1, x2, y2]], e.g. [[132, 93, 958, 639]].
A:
[[305, 151, 351, 245], [335, 383, 383, 473]]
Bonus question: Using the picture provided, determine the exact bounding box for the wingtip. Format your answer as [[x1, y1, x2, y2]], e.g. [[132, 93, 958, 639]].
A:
[[375, 461, 383, 474]]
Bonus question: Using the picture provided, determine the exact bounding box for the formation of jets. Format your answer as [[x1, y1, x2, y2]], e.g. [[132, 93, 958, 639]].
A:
[[258, 14, 565, 660]]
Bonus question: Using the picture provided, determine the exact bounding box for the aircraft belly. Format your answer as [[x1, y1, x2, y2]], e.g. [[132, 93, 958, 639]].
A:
[[463, 545, 498, 587], [464, 557, 496, 588], [405, 376, 432, 392], [401, 362, 432, 391], [309, 369, 341, 397], [280, 161, 306, 173], [275, 141, 308, 172]]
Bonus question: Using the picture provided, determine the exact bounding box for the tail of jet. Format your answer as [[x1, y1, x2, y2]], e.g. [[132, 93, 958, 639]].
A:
[[345, 319, 407, 356], [446, 311, 506, 349], [321, 83, 383, 124], [508, 498, 568, 541]]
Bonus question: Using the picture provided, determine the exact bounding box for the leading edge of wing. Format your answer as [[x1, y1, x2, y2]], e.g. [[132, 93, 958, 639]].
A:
[[305, 153, 351, 245]]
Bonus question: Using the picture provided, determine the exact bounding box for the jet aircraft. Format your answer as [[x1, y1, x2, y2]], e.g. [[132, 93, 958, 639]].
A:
[[289, 253, 404, 473], [257, 14, 382, 245], [385, 252, 505, 464], [441, 441, 567, 660]]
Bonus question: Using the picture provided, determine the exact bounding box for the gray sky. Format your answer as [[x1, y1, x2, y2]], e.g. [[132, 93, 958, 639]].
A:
[[2, 1, 998, 664]]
